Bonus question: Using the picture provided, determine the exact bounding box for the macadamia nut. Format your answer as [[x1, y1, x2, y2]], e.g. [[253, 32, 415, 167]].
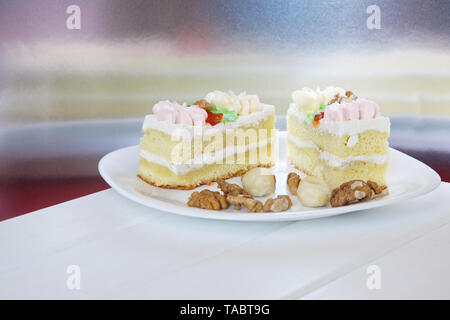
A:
[[241, 168, 275, 197], [297, 176, 331, 207]]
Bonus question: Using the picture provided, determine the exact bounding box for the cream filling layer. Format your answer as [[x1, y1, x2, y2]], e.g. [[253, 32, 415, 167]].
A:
[[143, 104, 275, 140], [287, 104, 390, 137], [287, 134, 388, 168], [140, 137, 274, 175]]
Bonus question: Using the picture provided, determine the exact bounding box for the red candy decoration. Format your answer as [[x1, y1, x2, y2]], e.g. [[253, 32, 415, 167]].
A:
[[205, 110, 224, 126], [312, 112, 324, 128]]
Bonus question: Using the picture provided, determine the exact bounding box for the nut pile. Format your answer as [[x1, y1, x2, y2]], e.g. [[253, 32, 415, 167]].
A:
[[187, 174, 292, 213], [187, 169, 388, 212], [286, 172, 388, 208]]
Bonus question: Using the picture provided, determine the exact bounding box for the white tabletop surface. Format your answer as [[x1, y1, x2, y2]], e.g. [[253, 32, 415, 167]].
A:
[[1, 182, 449, 299]]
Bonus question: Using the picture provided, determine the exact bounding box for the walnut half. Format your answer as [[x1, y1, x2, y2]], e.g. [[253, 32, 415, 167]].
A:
[[367, 180, 387, 196], [263, 195, 292, 212], [187, 189, 229, 210], [193, 99, 213, 111], [330, 179, 387, 207], [217, 179, 250, 196], [226, 195, 263, 213]]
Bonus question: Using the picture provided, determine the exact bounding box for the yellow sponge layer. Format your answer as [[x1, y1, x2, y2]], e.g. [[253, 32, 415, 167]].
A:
[[138, 144, 274, 189], [287, 114, 389, 157], [141, 115, 275, 161], [287, 140, 387, 189]]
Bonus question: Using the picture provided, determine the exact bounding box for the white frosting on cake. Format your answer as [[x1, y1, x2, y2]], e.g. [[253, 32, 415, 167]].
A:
[[140, 137, 275, 175], [287, 104, 390, 137], [205, 90, 263, 116], [143, 104, 275, 139], [287, 135, 388, 168], [292, 86, 346, 114]]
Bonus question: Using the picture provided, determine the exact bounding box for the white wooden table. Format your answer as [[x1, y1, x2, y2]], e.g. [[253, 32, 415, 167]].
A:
[[1, 182, 449, 299]]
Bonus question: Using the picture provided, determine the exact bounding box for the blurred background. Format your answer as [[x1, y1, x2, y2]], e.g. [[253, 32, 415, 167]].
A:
[[0, 0, 449, 220]]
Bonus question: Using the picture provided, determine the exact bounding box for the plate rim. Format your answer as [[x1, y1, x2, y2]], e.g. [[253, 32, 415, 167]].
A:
[[98, 132, 441, 222]]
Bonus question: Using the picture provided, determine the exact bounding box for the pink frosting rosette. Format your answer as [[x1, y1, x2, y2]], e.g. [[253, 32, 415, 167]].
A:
[[323, 98, 379, 122], [152, 100, 208, 126]]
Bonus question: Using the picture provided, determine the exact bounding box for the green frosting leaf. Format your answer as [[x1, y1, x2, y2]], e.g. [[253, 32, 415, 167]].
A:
[[304, 113, 314, 125], [210, 106, 238, 122], [222, 111, 238, 122]]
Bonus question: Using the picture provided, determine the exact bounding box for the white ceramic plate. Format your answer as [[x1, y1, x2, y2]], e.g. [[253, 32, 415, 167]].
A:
[[98, 132, 441, 222]]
